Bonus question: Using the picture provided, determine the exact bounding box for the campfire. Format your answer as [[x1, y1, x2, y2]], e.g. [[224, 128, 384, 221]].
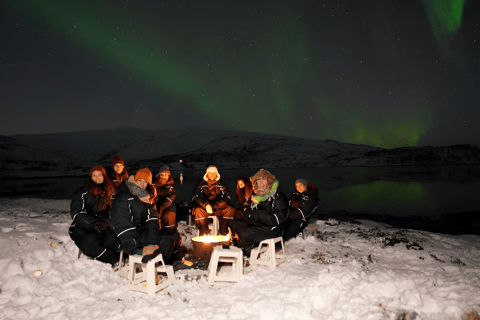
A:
[[192, 232, 232, 261]]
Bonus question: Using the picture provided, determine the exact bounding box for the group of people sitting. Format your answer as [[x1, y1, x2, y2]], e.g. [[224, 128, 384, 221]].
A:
[[68, 155, 319, 267]]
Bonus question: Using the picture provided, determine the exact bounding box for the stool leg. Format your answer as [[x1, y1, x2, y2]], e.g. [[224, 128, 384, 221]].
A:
[[128, 260, 136, 284], [269, 244, 275, 270], [235, 255, 242, 280], [213, 216, 219, 236], [146, 261, 156, 295], [165, 265, 175, 286], [208, 250, 220, 285]]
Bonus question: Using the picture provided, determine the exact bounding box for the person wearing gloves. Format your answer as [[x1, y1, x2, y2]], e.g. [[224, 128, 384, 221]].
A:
[[191, 165, 236, 236], [69, 166, 121, 265], [229, 168, 288, 256], [283, 178, 320, 240], [109, 168, 175, 261], [107, 155, 129, 187]]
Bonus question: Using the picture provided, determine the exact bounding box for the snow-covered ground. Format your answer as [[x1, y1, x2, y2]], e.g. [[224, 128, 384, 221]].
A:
[[1, 198, 480, 320]]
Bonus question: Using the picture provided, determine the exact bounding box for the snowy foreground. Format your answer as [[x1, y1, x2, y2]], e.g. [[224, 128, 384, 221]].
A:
[[1, 199, 480, 320]]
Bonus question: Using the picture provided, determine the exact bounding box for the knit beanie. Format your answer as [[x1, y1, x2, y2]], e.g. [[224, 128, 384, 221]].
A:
[[158, 165, 171, 176], [90, 165, 107, 178], [111, 155, 125, 169], [135, 168, 152, 184], [295, 178, 308, 188], [203, 165, 220, 181]]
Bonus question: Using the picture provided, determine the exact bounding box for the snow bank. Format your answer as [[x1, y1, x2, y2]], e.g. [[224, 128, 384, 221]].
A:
[[1, 199, 479, 320]]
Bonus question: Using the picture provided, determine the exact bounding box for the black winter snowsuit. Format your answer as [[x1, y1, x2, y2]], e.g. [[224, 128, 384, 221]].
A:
[[230, 186, 288, 252], [191, 178, 235, 235], [153, 177, 177, 234], [109, 184, 174, 259], [69, 181, 121, 265], [283, 185, 319, 240]]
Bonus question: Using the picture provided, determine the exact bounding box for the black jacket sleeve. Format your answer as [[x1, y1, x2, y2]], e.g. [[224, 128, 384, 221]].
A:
[[109, 193, 143, 255], [142, 204, 161, 246], [192, 180, 207, 209], [70, 187, 95, 230], [158, 184, 177, 212]]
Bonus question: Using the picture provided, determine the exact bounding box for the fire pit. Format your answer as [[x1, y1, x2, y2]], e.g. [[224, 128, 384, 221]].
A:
[[192, 234, 232, 261]]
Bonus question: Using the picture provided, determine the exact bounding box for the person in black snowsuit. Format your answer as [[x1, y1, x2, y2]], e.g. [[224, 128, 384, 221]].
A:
[[283, 179, 319, 240], [234, 177, 253, 219], [107, 155, 129, 188], [109, 168, 175, 261], [69, 166, 121, 265], [230, 169, 288, 256], [153, 165, 177, 234], [191, 165, 235, 235]]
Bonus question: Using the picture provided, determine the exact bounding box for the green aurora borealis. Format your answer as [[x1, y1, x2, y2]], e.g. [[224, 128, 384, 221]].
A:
[[2, 0, 479, 148]]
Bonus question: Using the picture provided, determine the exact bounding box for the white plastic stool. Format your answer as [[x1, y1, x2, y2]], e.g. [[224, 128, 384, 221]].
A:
[[117, 251, 129, 279], [207, 246, 243, 285], [208, 215, 219, 235], [250, 237, 286, 270], [127, 253, 175, 295], [75, 246, 82, 259]]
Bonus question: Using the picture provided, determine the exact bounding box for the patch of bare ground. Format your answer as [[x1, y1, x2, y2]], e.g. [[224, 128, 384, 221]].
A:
[[346, 227, 426, 249], [461, 309, 480, 320], [309, 248, 336, 264]]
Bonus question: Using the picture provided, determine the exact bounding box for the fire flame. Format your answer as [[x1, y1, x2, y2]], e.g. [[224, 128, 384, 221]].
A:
[[192, 228, 232, 243], [192, 235, 226, 243]]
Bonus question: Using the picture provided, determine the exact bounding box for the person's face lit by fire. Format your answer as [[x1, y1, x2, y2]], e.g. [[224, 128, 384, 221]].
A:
[[296, 182, 306, 193], [114, 163, 124, 174], [256, 179, 268, 192], [206, 172, 217, 181], [159, 172, 169, 184], [237, 180, 245, 189], [91, 170, 104, 185], [135, 179, 148, 190]]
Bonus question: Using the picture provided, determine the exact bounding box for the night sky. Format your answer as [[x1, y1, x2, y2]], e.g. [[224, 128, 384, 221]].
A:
[[1, 0, 479, 148]]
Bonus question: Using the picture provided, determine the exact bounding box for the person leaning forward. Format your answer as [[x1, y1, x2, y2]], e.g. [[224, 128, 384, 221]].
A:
[[109, 168, 175, 261], [191, 165, 235, 235]]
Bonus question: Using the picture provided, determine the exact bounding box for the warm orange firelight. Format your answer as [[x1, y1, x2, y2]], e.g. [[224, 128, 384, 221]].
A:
[[192, 234, 230, 243]]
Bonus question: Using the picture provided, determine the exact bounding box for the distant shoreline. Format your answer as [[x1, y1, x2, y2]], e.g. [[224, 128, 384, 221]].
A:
[[319, 210, 480, 236]]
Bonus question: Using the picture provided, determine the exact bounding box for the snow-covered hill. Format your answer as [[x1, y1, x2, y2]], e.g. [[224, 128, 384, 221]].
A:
[[1, 127, 480, 179]]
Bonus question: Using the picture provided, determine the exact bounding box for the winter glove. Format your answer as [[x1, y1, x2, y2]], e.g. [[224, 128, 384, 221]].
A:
[[142, 244, 160, 256], [141, 245, 161, 263], [243, 212, 257, 225], [205, 204, 213, 214]]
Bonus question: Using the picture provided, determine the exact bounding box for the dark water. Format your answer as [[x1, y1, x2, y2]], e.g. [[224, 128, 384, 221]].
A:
[[1, 165, 479, 217]]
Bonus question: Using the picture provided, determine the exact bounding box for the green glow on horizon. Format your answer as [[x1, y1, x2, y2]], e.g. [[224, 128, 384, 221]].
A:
[[314, 99, 434, 148], [327, 180, 436, 215]]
